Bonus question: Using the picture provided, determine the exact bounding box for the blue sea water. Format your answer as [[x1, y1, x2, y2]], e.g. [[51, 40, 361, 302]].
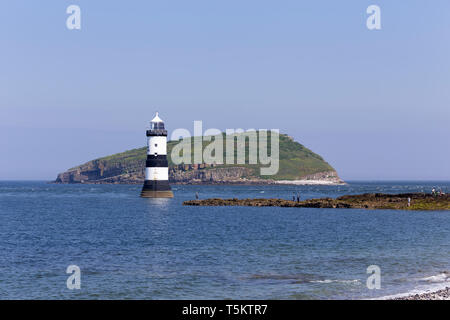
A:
[[0, 181, 449, 300]]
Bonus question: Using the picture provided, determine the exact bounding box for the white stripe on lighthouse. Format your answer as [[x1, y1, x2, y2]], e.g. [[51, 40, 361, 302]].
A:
[[145, 167, 169, 181], [148, 136, 167, 155]]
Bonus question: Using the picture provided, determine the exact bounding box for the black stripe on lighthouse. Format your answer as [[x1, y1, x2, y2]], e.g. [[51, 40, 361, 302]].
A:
[[142, 180, 172, 191], [146, 155, 169, 168]]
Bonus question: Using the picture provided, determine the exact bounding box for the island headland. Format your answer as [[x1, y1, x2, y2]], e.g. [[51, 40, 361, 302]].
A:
[[54, 133, 345, 185]]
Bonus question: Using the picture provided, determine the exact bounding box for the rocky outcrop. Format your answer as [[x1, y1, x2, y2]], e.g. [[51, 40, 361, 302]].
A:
[[184, 193, 450, 211], [55, 159, 144, 184], [170, 165, 254, 184]]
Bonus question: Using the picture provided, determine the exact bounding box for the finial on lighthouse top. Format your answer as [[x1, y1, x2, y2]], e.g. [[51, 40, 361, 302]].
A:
[[151, 112, 163, 123]]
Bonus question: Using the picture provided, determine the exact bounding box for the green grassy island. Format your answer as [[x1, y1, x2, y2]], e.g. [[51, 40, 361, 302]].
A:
[[55, 132, 344, 185]]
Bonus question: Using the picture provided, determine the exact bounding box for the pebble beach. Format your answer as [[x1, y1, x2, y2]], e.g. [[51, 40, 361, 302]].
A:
[[390, 287, 450, 300]]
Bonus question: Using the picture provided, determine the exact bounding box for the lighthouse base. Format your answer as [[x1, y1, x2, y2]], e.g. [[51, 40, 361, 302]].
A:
[[140, 190, 174, 198], [140, 180, 173, 198]]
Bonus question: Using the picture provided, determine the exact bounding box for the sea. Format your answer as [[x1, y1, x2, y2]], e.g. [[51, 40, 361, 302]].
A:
[[0, 181, 449, 300]]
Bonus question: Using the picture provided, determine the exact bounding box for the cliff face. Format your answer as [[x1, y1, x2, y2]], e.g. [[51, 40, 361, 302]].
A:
[[54, 133, 345, 185], [55, 163, 254, 184], [170, 165, 253, 184], [56, 159, 144, 184]]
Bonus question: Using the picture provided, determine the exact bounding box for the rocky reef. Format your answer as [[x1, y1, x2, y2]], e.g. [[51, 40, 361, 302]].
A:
[[184, 193, 450, 211]]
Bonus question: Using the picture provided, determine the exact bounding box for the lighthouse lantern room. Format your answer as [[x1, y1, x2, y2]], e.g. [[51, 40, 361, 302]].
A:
[[140, 112, 174, 198]]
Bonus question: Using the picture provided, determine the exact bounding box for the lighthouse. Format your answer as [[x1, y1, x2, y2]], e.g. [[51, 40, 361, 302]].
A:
[[140, 112, 174, 198]]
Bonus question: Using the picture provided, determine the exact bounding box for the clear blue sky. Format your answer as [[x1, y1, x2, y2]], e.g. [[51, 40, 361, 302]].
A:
[[1, 0, 449, 180]]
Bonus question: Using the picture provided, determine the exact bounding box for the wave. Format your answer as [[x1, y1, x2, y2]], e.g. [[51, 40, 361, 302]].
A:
[[377, 271, 450, 300], [247, 274, 361, 285], [419, 272, 450, 283], [310, 279, 360, 284]]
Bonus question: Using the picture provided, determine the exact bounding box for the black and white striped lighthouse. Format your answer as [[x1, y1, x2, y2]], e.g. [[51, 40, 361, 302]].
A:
[[140, 112, 173, 198]]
